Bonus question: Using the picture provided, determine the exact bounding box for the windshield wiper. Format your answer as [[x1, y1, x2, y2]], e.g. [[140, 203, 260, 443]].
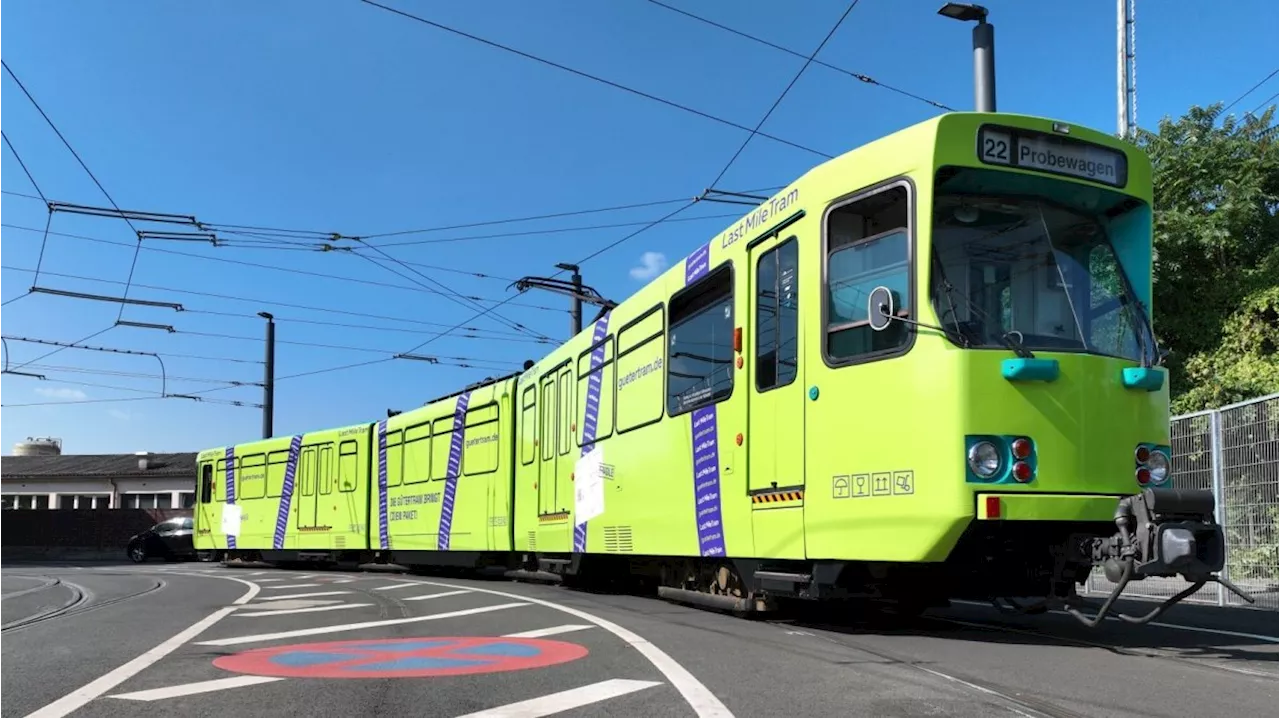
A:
[[932, 258, 1035, 359], [1119, 295, 1162, 368]]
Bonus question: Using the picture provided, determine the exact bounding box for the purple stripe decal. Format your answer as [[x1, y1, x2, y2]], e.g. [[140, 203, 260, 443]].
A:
[[685, 242, 727, 557], [223, 446, 236, 550], [272, 435, 304, 550], [574, 312, 612, 553], [437, 392, 472, 550], [377, 420, 389, 551]]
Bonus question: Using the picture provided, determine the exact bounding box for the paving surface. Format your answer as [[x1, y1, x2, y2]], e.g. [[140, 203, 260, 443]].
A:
[[2, 560, 1275, 718]]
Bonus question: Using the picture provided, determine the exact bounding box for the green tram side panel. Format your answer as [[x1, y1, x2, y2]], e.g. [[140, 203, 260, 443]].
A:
[[194, 421, 375, 554], [380, 377, 517, 553], [514, 264, 758, 560]]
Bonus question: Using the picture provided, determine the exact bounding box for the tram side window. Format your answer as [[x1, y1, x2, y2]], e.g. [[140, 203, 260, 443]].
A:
[[616, 305, 665, 432], [519, 386, 537, 466], [339, 440, 359, 493], [756, 237, 799, 391], [200, 464, 213, 504], [825, 185, 911, 362], [667, 264, 734, 416], [404, 422, 431, 485], [239, 454, 266, 499]]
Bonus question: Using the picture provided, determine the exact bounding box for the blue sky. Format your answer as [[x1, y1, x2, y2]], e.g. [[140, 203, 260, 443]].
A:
[[3, 0, 1277, 455]]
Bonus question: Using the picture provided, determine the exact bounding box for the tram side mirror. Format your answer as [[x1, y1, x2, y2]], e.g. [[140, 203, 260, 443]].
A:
[[868, 286, 896, 332]]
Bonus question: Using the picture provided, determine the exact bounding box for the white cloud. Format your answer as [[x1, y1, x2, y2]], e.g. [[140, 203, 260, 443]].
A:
[[629, 251, 668, 281], [35, 386, 87, 401]]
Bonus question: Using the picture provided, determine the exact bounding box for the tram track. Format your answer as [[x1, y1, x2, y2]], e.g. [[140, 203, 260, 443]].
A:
[[922, 613, 1276, 681], [0, 575, 63, 601], [763, 616, 1095, 718], [0, 577, 167, 634]]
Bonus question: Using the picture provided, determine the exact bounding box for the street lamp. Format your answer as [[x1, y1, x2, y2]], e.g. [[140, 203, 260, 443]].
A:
[[938, 2, 996, 112]]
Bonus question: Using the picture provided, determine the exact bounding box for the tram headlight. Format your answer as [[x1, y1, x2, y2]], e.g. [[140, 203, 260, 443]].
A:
[[968, 441, 1002, 479], [1146, 449, 1170, 484]]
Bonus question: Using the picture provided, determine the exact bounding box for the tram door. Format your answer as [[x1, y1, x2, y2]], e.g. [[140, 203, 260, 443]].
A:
[[747, 234, 806, 559], [538, 373, 558, 516], [297, 446, 318, 531], [198, 461, 215, 544]]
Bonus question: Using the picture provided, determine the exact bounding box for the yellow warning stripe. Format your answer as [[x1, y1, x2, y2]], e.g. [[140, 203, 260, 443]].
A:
[[751, 490, 804, 504], [539, 512, 570, 522]]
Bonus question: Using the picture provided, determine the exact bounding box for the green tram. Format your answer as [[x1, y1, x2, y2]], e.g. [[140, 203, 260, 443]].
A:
[[195, 112, 1250, 626]]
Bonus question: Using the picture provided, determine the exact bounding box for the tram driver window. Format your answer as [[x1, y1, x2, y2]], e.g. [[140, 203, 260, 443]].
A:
[[667, 264, 734, 416], [825, 185, 911, 362]]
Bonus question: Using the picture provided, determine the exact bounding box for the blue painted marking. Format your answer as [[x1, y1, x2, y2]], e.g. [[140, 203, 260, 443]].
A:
[[438, 391, 472, 550], [270, 651, 368, 667], [272, 435, 304, 550], [224, 446, 236, 551], [574, 312, 611, 553], [359, 657, 488, 671], [377, 419, 389, 550], [683, 241, 727, 558], [456, 643, 541, 657]]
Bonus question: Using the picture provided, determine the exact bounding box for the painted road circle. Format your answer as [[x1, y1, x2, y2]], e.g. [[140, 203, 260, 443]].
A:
[[213, 636, 589, 678]]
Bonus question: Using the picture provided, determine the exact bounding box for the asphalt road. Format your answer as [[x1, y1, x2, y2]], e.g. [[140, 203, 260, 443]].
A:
[[2, 562, 1274, 718]]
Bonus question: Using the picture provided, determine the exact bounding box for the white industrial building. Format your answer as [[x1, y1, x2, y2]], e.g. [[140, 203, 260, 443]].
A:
[[1, 438, 196, 510]]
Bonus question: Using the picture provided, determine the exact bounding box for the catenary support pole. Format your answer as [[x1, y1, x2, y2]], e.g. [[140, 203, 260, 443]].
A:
[[259, 311, 275, 439]]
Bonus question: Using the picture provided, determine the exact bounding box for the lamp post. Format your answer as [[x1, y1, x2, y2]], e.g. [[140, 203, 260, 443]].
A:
[[258, 311, 275, 439], [938, 2, 996, 112]]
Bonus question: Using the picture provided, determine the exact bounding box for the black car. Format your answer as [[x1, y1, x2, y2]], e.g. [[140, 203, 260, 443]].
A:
[[127, 516, 196, 562]]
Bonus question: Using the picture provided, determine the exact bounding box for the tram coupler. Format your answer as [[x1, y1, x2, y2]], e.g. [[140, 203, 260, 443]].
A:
[[1065, 487, 1255, 627]]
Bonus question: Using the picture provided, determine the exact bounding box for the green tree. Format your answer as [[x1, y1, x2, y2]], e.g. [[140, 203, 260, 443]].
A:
[[1131, 104, 1279, 413]]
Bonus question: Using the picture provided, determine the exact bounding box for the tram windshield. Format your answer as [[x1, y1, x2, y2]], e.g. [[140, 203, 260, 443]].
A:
[[929, 167, 1156, 364]]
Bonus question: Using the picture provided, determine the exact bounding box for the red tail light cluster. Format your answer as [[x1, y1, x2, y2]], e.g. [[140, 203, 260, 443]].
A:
[[1010, 436, 1035, 483]]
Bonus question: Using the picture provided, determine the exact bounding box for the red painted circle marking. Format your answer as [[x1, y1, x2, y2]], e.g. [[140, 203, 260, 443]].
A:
[[213, 636, 588, 678]]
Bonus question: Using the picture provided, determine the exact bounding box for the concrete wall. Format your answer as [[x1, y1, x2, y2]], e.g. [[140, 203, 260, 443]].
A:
[[1, 507, 193, 560]]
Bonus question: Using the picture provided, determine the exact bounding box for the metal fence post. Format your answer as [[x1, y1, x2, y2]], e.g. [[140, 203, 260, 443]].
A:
[[1209, 408, 1227, 607]]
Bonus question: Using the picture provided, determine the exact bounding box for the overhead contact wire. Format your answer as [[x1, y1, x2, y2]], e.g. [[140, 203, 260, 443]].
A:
[[359, 0, 831, 159]]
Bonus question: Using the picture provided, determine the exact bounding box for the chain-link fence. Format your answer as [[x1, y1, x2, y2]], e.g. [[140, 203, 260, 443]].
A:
[[1084, 393, 1279, 610]]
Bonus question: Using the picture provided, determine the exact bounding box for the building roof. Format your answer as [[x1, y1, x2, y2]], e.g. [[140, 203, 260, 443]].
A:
[[1, 452, 197, 480]]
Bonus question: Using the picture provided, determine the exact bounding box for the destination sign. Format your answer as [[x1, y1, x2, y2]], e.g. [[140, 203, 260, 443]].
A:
[[977, 125, 1127, 188]]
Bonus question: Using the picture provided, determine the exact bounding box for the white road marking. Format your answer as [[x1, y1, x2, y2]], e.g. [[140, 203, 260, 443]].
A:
[[415, 580, 735, 718], [373, 582, 421, 591], [453, 679, 662, 718], [254, 591, 353, 601], [236, 603, 374, 618], [262, 583, 323, 589], [951, 600, 1280, 643], [250, 578, 287, 582], [504, 624, 593, 639], [403, 589, 472, 602], [23, 573, 261, 718], [109, 676, 284, 701], [194, 602, 529, 646]]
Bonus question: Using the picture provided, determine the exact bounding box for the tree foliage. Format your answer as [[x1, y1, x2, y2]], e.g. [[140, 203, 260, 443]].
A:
[[1131, 104, 1279, 413]]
